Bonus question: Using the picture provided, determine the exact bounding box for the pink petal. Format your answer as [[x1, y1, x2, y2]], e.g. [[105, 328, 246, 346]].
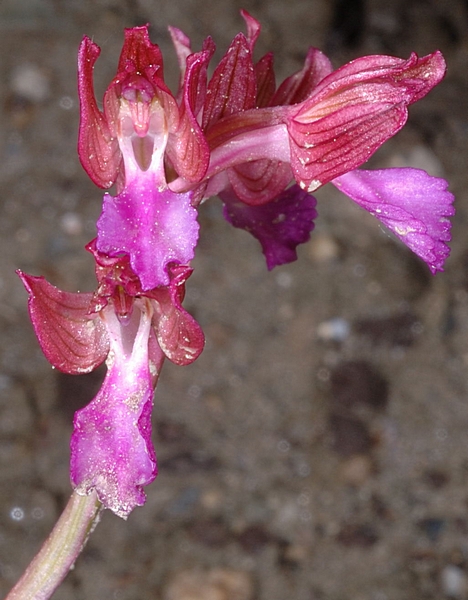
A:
[[272, 47, 333, 106], [166, 38, 214, 182], [149, 265, 205, 366], [240, 9, 261, 50], [117, 26, 166, 86], [289, 101, 408, 192], [254, 52, 276, 108], [168, 26, 193, 99], [202, 32, 257, 130], [71, 301, 161, 518], [77, 37, 121, 189], [96, 173, 199, 290], [18, 272, 109, 374], [287, 51, 446, 192], [228, 159, 292, 206], [222, 184, 318, 269], [333, 168, 454, 273], [204, 115, 290, 183]]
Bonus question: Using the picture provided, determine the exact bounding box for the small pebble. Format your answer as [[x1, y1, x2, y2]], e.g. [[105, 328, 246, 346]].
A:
[[200, 489, 224, 510], [418, 518, 445, 542], [328, 413, 373, 457], [10, 64, 50, 102], [237, 525, 272, 554], [60, 212, 82, 236], [330, 360, 389, 411], [187, 517, 230, 548], [336, 523, 379, 547], [164, 568, 253, 600], [317, 317, 350, 342], [441, 565, 468, 598], [355, 312, 420, 347], [281, 543, 309, 564], [339, 454, 373, 485], [308, 232, 340, 262]]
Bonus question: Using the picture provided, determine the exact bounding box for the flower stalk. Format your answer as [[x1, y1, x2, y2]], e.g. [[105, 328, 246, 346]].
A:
[[6, 491, 102, 600]]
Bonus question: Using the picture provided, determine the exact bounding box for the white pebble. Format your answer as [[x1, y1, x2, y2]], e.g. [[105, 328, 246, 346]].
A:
[[60, 212, 83, 236], [317, 317, 350, 342], [441, 565, 468, 598], [11, 64, 50, 102]]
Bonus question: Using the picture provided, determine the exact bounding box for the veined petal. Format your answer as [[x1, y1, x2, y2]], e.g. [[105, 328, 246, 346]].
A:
[[287, 51, 446, 192], [241, 10, 275, 107], [149, 265, 205, 365], [289, 100, 408, 192], [228, 159, 292, 206], [240, 9, 261, 51], [78, 37, 121, 189], [299, 51, 446, 111], [71, 300, 159, 518], [205, 120, 290, 184], [168, 26, 193, 99], [272, 47, 333, 106], [18, 272, 109, 374], [202, 32, 257, 130], [96, 173, 199, 290], [222, 184, 318, 269], [117, 26, 166, 87], [255, 52, 276, 107], [333, 168, 454, 273], [166, 38, 214, 182]]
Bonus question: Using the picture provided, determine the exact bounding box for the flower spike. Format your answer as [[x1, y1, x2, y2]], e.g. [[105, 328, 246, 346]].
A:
[[23, 13, 455, 523]]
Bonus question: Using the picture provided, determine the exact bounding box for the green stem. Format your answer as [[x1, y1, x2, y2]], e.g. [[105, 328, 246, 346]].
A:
[[6, 490, 102, 600]]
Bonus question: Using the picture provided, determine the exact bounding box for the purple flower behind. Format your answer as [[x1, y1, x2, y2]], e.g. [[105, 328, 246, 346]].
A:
[[222, 184, 318, 269]]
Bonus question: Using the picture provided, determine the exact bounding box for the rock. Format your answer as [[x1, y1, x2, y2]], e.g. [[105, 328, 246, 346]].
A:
[[164, 568, 254, 600], [336, 523, 379, 547], [339, 454, 373, 485], [10, 63, 50, 103], [308, 232, 340, 262], [328, 413, 373, 457], [354, 312, 421, 347], [441, 565, 468, 598], [317, 317, 350, 342], [330, 360, 389, 411]]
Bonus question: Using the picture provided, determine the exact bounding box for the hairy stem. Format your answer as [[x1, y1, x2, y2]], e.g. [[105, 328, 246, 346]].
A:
[[6, 491, 102, 600]]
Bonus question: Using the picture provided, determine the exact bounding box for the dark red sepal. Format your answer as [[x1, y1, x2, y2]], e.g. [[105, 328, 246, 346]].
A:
[[18, 271, 109, 374]]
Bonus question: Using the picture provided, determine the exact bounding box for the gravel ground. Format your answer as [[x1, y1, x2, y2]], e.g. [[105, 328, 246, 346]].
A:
[[0, 1, 468, 599]]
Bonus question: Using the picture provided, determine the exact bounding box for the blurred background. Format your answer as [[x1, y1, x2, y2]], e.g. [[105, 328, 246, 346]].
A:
[[0, 0, 467, 598]]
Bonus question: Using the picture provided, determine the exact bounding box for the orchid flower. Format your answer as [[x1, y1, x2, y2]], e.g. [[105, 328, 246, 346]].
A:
[[20, 11, 453, 519], [19, 242, 204, 517], [78, 10, 453, 284]]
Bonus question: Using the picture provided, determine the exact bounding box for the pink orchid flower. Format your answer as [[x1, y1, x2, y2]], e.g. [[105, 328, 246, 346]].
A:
[[20, 11, 454, 518], [19, 242, 204, 517], [79, 11, 453, 284]]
